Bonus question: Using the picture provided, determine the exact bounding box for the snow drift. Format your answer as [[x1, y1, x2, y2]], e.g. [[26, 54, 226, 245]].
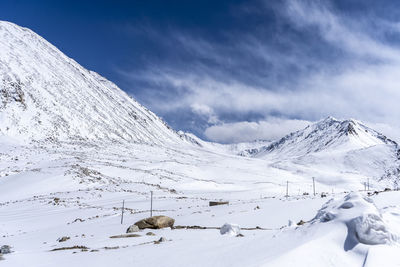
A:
[[312, 192, 398, 246], [263, 192, 400, 266]]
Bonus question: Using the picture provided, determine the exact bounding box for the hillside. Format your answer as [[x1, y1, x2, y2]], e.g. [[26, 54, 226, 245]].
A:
[[238, 117, 400, 189], [254, 117, 397, 157], [0, 21, 181, 144]]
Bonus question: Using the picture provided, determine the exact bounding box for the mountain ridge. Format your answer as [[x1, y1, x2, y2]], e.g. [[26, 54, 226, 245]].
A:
[[0, 20, 182, 145], [234, 116, 400, 186], [239, 116, 398, 158]]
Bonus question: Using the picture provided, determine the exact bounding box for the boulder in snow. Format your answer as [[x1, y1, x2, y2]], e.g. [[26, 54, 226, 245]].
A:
[[57, 236, 70, 242], [134, 215, 175, 229], [297, 220, 306, 226], [154, 237, 167, 244], [0, 245, 11, 254], [220, 223, 241, 236]]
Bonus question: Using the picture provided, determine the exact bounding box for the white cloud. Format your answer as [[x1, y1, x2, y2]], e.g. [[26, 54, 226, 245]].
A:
[[190, 103, 219, 124], [204, 118, 311, 143], [120, 0, 400, 143]]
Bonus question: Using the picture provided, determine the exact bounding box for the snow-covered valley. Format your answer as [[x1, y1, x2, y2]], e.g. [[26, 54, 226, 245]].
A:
[[2, 140, 400, 267], [2, 20, 400, 266]]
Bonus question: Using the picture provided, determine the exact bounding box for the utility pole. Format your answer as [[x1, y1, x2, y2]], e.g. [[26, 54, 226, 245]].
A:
[[313, 177, 316, 196], [121, 200, 125, 224], [150, 191, 153, 217], [286, 181, 289, 197]]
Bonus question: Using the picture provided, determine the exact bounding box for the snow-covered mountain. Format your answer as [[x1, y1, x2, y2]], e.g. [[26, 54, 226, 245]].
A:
[[239, 117, 400, 186], [251, 117, 398, 157], [0, 21, 181, 144], [1, 19, 399, 193]]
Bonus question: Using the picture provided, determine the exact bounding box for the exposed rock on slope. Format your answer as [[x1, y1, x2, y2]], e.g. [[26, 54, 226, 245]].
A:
[[0, 21, 181, 144]]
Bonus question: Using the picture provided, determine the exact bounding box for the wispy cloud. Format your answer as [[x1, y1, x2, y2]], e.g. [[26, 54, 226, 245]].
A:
[[285, 0, 400, 61], [205, 118, 310, 143], [118, 0, 400, 143]]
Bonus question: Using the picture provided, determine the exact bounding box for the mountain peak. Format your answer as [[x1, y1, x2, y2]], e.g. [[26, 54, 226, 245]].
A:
[[0, 21, 181, 144], [320, 116, 339, 123], [249, 117, 396, 158]]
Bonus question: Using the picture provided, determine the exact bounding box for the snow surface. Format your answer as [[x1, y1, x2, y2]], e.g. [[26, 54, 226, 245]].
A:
[[1, 20, 400, 267]]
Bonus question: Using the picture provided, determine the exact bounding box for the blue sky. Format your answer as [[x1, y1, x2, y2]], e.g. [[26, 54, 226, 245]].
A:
[[2, 0, 400, 143]]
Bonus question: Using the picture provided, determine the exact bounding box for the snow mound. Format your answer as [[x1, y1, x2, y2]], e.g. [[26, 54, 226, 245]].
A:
[[313, 192, 397, 246], [220, 223, 241, 236]]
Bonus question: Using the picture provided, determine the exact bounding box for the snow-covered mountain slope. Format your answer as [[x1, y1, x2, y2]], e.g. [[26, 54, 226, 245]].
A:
[[254, 117, 397, 157], [0, 21, 181, 144], [239, 117, 400, 188]]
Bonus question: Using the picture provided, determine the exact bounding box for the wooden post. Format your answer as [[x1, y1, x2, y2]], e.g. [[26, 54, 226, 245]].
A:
[[286, 181, 289, 197], [364, 182, 366, 191], [367, 178, 370, 191], [312, 177, 316, 196], [121, 200, 125, 225], [150, 191, 153, 217]]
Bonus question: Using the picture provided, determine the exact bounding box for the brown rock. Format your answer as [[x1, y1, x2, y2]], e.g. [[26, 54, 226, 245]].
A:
[[109, 234, 141, 238], [57, 236, 70, 242], [134, 216, 175, 229], [209, 201, 229, 207], [154, 237, 167, 244], [297, 220, 306, 226]]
